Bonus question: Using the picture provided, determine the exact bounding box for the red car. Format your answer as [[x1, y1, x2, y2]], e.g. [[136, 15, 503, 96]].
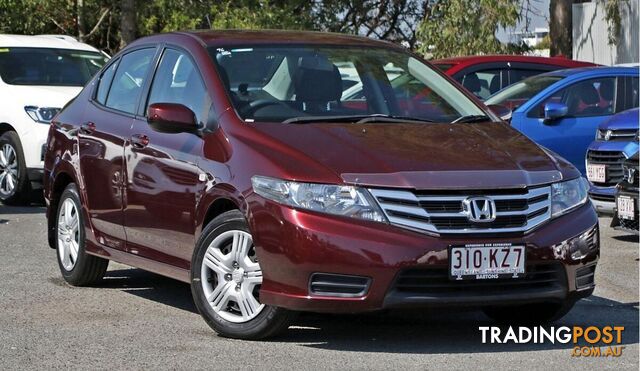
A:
[[433, 55, 597, 100], [44, 31, 599, 340]]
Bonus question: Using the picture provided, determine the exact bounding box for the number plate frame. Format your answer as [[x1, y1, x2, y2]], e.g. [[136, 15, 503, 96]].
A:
[[448, 243, 526, 281]]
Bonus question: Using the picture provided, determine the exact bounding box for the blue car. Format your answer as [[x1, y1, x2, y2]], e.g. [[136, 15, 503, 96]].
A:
[[486, 66, 638, 175], [585, 108, 639, 214]]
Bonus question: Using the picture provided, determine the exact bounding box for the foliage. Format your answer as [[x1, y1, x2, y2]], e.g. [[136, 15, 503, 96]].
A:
[[603, 0, 628, 45], [416, 0, 524, 58]]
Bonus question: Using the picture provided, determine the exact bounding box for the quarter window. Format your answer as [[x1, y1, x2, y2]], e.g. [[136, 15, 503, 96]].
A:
[[147, 48, 208, 125], [105, 48, 155, 114], [95, 60, 119, 105]]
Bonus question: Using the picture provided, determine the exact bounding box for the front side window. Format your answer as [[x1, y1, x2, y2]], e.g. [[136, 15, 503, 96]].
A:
[[486, 75, 563, 111], [460, 69, 503, 100], [528, 77, 617, 118], [147, 48, 208, 125], [0, 47, 107, 86], [210, 45, 485, 123], [105, 48, 155, 114]]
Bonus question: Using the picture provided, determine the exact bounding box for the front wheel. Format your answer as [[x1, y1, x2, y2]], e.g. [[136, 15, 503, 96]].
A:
[[482, 300, 575, 324], [0, 131, 30, 205], [191, 210, 295, 340]]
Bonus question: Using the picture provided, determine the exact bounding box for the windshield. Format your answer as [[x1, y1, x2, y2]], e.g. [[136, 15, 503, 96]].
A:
[[210, 45, 485, 123], [0, 47, 108, 86], [486, 75, 564, 111]]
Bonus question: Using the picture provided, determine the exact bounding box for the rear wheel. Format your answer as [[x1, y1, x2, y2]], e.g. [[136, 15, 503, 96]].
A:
[[191, 210, 295, 340], [482, 300, 575, 324], [56, 183, 108, 286], [0, 131, 30, 205]]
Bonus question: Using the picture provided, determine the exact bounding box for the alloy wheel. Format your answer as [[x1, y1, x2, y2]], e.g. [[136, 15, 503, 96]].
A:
[[200, 230, 265, 323], [57, 198, 80, 271], [0, 143, 18, 197]]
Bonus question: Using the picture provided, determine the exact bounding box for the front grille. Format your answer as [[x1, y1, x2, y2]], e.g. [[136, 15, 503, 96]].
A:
[[309, 273, 371, 297], [598, 128, 638, 141], [590, 193, 615, 202], [576, 264, 596, 290], [393, 262, 564, 295], [369, 186, 551, 234], [618, 218, 640, 233], [586, 150, 625, 187]]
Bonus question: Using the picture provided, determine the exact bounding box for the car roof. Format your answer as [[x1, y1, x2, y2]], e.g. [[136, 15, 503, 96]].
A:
[[0, 34, 100, 53], [431, 54, 596, 67], [535, 65, 639, 78], [169, 29, 404, 49]]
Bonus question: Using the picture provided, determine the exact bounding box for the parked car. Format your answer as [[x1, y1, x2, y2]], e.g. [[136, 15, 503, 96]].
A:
[[432, 55, 596, 100], [611, 152, 639, 234], [485, 66, 639, 175], [45, 30, 599, 340], [0, 34, 108, 204], [585, 108, 639, 214]]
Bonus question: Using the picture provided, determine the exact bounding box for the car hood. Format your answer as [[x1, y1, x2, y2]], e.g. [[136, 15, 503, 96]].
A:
[[599, 108, 639, 130], [8, 85, 83, 108], [248, 121, 578, 189]]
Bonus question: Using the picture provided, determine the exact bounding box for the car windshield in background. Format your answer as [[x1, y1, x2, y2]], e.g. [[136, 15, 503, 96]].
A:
[[210, 45, 485, 123], [486, 75, 564, 111], [0, 47, 108, 86]]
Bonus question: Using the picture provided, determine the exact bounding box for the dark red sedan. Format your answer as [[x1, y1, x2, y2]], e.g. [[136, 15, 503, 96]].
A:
[[44, 31, 599, 340], [433, 55, 597, 100]]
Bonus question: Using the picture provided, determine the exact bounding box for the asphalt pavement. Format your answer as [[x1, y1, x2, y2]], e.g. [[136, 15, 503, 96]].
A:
[[0, 205, 637, 370]]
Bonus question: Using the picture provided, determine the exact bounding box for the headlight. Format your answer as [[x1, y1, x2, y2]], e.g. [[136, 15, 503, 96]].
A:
[[24, 106, 61, 124], [550, 177, 589, 218], [251, 175, 386, 223]]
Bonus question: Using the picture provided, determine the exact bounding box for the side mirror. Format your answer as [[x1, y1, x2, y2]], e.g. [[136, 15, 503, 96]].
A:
[[487, 104, 512, 122], [147, 103, 198, 134], [543, 102, 568, 123]]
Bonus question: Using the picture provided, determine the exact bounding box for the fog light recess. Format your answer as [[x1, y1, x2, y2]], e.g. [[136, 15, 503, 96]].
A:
[[309, 273, 371, 298]]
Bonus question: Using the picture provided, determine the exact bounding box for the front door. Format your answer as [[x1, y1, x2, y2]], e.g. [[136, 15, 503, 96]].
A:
[[123, 47, 210, 268]]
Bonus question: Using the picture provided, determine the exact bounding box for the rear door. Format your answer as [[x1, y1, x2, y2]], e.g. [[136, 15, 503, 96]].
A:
[[123, 46, 209, 268], [521, 76, 618, 174], [78, 47, 156, 251]]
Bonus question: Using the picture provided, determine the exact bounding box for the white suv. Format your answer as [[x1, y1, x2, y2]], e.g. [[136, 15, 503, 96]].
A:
[[0, 35, 108, 204]]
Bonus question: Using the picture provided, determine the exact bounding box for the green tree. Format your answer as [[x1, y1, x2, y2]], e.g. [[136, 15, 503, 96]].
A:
[[416, 0, 522, 58]]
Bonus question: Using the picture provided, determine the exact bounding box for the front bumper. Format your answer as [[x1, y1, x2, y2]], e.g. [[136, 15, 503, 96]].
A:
[[250, 199, 599, 313]]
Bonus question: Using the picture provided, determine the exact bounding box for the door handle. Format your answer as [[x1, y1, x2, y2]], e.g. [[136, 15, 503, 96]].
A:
[[80, 122, 96, 134], [130, 134, 150, 148]]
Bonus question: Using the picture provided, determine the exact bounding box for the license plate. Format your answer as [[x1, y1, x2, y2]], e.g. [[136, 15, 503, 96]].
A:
[[449, 243, 525, 280], [617, 196, 635, 220], [587, 164, 606, 183]]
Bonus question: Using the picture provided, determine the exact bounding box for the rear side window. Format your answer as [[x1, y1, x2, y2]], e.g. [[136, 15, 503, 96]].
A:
[[105, 48, 155, 114], [509, 69, 544, 85], [529, 77, 617, 118], [95, 60, 119, 105], [147, 48, 209, 125]]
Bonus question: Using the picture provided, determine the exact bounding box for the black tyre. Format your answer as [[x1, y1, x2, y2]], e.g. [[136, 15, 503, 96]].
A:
[[482, 300, 576, 324], [0, 131, 30, 205], [56, 183, 108, 286], [191, 210, 295, 340]]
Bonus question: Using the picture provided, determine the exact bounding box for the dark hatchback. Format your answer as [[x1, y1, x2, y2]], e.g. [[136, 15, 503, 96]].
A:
[[44, 30, 599, 339]]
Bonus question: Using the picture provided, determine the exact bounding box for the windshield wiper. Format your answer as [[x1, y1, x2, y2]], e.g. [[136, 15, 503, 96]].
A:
[[451, 114, 491, 123], [283, 114, 434, 124], [356, 114, 435, 124]]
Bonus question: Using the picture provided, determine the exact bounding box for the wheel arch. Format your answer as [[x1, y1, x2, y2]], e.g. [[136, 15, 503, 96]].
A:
[[47, 171, 77, 249], [0, 122, 16, 136]]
